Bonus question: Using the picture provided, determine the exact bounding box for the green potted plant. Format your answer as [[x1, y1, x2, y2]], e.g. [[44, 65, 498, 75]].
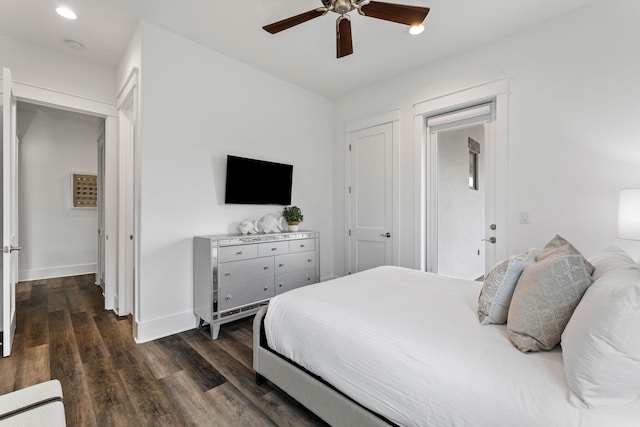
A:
[[282, 206, 304, 231]]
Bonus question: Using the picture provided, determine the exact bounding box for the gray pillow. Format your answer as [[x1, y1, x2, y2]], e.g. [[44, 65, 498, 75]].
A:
[[536, 235, 594, 276], [478, 249, 535, 325], [507, 254, 593, 353]]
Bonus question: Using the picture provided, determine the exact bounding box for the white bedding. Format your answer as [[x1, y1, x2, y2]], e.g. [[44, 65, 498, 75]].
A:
[[265, 266, 640, 427]]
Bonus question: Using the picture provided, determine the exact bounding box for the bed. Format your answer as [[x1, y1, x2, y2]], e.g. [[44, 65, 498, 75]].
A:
[[253, 261, 640, 426]]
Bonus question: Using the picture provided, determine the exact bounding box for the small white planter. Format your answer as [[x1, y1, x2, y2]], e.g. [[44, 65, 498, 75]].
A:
[[288, 222, 300, 232]]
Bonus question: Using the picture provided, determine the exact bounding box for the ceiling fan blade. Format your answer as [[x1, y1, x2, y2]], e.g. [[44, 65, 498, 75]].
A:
[[337, 17, 353, 58], [263, 9, 326, 34], [360, 1, 430, 26]]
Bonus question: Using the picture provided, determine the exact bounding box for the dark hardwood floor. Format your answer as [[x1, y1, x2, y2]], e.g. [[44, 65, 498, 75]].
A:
[[0, 274, 327, 426]]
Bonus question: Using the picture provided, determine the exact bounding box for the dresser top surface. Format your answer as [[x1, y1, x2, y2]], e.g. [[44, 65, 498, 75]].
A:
[[196, 231, 318, 246]]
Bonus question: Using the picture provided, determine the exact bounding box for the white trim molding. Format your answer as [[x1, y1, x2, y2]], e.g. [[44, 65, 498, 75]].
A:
[[19, 263, 97, 282], [134, 310, 197, 344], [4, 79, 116, 118]]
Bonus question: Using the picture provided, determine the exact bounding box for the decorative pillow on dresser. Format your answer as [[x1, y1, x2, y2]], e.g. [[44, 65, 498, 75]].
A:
[[507, 254, 593, 352], [477, 249, 535, 325], [561, 267, 640, 409], [536, 234, 594, 276]]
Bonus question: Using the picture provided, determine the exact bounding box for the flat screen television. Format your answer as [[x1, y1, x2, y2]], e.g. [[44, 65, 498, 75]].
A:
[[224, 155, 293, 205]]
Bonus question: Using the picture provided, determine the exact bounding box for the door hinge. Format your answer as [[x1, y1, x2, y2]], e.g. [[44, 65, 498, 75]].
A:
[[348, 144, 352, 151], [348, 229, 351, 236]]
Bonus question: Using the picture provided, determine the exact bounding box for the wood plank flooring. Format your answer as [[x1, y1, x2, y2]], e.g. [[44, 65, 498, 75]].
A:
[[0, 274, 327, 426]]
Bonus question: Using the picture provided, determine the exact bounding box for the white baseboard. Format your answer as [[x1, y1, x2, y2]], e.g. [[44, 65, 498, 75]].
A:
[[134, 278, 337, 343], [134, 310, 197, 344], [19, 263, 97, 281]]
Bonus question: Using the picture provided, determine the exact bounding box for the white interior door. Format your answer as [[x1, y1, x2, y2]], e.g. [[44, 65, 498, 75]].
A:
[[2, 68, 19, 357], [348, 123, 393, 274]]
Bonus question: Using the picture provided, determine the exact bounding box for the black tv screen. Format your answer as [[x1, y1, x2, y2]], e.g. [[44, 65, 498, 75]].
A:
[[224, 155, 293, 205]]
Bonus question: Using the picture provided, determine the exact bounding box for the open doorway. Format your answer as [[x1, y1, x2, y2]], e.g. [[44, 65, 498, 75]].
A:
[[434, 123, 486, 279], [17, 103, 104, 284], [415, 79, 510, 277]]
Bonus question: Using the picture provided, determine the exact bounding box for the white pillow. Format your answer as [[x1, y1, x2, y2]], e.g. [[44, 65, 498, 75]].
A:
[[477, 249, 535, 325], [588, 245, 636, 280], [561, 268, 640, 408]]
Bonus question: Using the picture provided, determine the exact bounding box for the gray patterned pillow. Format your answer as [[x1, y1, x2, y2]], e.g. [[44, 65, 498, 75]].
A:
[[478, 249, 535, 325], [536, 235, 594, 276], [507, 254, 593, 353]]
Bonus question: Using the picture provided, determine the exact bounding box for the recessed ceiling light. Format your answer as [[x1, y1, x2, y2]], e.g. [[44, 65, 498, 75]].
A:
[[408, 25, 424, 36], [56, 7, 77, 20], [64, 39, 84, 50]]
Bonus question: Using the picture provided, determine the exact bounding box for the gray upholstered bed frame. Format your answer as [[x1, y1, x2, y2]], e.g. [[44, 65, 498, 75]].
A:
[[253, 307, 392, 427]]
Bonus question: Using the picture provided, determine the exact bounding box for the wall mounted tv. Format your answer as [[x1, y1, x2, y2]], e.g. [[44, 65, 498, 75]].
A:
[[224, 155, 293, 205]]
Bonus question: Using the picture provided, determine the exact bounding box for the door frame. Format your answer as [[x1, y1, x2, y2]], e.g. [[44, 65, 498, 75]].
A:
[[413, 78, 510, 271], [1, 73, 119, 310], [116, 68, 139, 320], [344, 110, 400, 272]]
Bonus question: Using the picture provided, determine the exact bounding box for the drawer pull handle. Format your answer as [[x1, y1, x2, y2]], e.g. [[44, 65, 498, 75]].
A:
[[263, 266, 269, 270], [225, 295, 232, 301], [264, 287, 268, 291], [278, 284, 283, 287], [279, 263, 285, 267], [236, 251, 243, 255], [300, 244, 305, 248], [271, 247, 277, 251], [225, 272, 231, 277], [307, 277, 311, 281], [307, 259, 312, 262]]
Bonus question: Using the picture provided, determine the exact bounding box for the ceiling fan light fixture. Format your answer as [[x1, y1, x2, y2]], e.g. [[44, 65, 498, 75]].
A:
[[56, 6, 77, 20], [408, 24, 424, 35]]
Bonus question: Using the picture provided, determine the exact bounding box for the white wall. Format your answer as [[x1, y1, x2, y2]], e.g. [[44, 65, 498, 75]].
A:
[[123, 22, 334, 342], [18, 105, 100, 280], [333, 0, 640, 276], [0, 33, 116, 104]]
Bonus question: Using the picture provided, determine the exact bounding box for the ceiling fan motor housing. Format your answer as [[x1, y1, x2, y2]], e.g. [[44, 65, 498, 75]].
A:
[[334, 0, 353, 15]]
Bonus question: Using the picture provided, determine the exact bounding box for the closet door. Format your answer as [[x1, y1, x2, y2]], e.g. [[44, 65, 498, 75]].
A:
[[347, 122, 393, 274]]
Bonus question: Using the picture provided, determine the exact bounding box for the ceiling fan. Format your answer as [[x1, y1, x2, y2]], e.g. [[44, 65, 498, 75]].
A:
[[263, 0, 430, 58]]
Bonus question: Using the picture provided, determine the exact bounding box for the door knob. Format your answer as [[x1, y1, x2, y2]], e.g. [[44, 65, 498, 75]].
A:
[[481, 237, 496, 244], [379, 232, 391, 238], [3, 245, 21, 253]]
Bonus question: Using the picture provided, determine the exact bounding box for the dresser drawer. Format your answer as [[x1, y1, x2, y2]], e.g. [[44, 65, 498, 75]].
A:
[[219, 245, 257, 262], [289, 238, 315, 253], [220, 257, 274, 286], [275, 269, 317, 295], [220, 276, 274, 311], [275, 252, 316, 275], [258, 241, 289, 257]]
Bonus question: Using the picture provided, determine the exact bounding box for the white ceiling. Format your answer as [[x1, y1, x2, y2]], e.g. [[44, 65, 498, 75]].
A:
[[0, 0, 596, 98]]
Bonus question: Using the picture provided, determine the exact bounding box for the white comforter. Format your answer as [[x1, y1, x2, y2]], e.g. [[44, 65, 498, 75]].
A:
[[265, 266, 640, 427]]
